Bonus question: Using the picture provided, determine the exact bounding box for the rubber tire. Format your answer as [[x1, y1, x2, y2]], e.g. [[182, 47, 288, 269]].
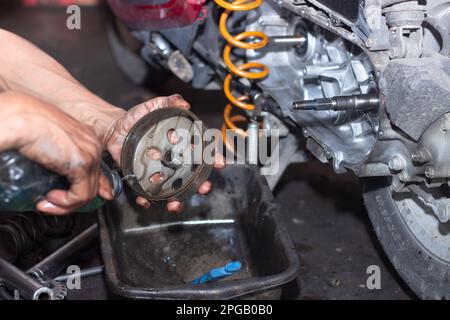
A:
[[362, 177, 450, 300]]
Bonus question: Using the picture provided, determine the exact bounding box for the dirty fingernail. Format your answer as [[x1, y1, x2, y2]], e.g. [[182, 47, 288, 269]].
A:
[[42, 201, 57, 209], [35, 200, 70, 216], [136, 197, 150, 209], [170, 94, 183, 100], [167, 201, 183, 213], [198, 181, 212, 195]]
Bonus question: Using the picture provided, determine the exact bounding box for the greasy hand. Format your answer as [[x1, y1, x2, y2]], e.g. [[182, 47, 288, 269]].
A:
[[103, 94, 225, 213], [0, 91, 113, 215]]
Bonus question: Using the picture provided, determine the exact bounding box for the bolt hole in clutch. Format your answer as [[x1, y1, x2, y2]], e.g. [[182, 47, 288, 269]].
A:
[[121, 108, 214, 203]]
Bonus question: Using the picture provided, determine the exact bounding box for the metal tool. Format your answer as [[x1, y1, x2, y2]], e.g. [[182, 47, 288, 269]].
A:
[[0, 256, 53, 300], [0, 224, 98, 300], [28, 224, 98, 280], [54, 266, 104, 283], [121, 107, 213, 202], [292, 94, 380, 112]]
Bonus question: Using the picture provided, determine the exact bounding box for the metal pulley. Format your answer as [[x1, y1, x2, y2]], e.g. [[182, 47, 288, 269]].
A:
[[121, 107, 214, 202]]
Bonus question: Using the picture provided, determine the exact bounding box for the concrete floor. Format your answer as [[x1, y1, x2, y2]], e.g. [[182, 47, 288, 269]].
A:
[[0, 4, 415, 299]]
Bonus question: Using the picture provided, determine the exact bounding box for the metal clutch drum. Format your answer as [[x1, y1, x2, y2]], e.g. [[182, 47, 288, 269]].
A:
[[121, 107, 213, 202]]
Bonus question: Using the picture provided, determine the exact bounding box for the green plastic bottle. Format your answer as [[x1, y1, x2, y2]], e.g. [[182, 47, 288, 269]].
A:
[[0, 150, 122, 212]]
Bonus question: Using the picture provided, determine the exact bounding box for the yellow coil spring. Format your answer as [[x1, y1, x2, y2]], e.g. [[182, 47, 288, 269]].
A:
[[215, 0, 269, 151]]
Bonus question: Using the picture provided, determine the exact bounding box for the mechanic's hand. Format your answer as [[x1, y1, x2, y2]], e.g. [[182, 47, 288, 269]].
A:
[[0, 91, 113, 215], [103, 94, 225, 213]]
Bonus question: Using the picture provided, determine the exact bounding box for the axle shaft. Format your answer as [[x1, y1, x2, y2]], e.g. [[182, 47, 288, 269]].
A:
[[292, 94, 380, 112]]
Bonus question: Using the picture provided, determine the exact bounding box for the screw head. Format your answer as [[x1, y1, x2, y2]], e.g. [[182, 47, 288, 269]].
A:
[[399, 172, 408, 181], [425, 167, 435, 178], [388, 156, 404, 171], [411, 148, 431, 164], [411, 152, 420, 162], [366, 38, 374, 47], [389, 48, 398, 58], [439, 204, 450, 223]]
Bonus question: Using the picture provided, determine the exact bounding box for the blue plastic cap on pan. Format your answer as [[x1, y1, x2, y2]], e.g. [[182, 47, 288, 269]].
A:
[[192, 261, 242, 285], [224, 261, 241, 273]]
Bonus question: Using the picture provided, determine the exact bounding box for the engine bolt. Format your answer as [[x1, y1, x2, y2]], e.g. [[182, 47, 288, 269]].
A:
[[425, 167, 435, 178], [438, 203, 450, 223], [388, 156, 405, 171], [247, 123, 259, 165], [411, 148, 431, 164], [438, 207, 449, 223]]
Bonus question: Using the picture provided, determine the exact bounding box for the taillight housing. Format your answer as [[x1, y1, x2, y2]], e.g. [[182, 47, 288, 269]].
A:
[[108, 0, 206, 30]]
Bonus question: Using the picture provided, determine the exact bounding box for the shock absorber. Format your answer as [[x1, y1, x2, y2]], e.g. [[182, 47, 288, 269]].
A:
[[215, 0, 269, 156]]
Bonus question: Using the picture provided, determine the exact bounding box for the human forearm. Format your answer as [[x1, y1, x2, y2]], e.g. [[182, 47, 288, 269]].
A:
[[0, 29, 125, 143]]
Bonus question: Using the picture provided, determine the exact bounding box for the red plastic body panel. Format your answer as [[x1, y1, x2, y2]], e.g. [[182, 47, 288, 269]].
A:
[[108, 0, 206, 30]]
